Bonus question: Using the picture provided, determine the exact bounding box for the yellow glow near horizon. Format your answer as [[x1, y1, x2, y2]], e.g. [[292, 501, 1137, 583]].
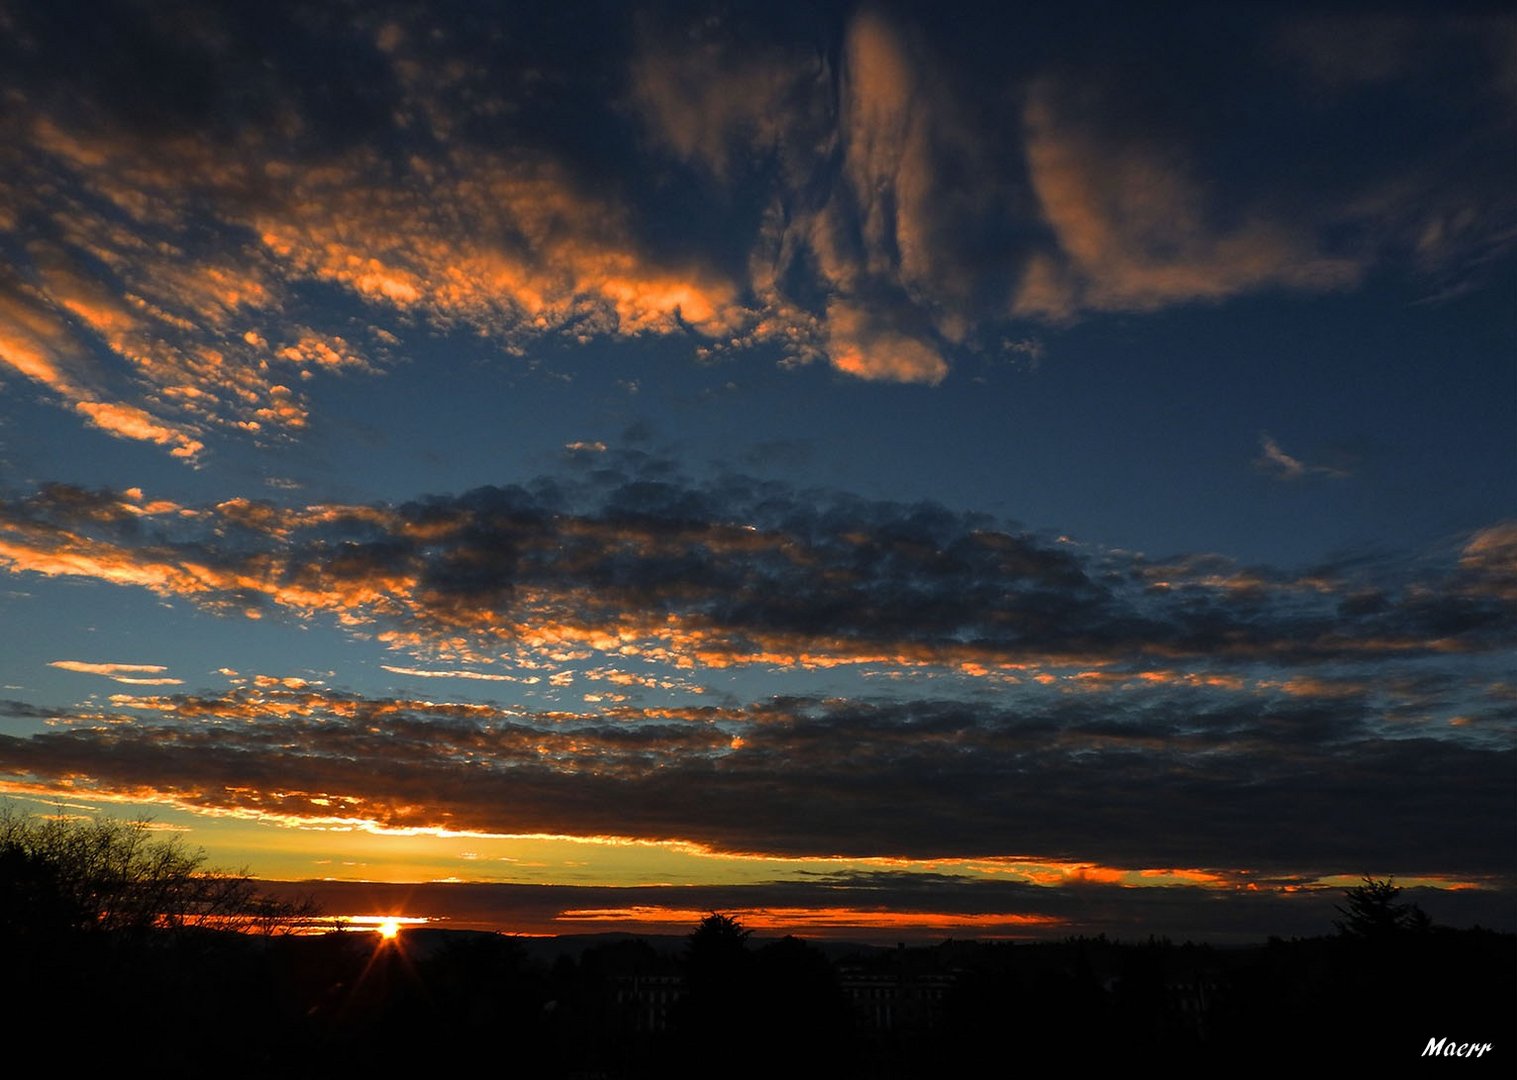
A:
[[377, 917, 400, 940], [0, 787, 1500, 899]]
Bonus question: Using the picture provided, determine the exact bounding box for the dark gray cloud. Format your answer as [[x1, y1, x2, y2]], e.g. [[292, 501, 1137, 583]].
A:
[[3, 467, 1508, 895], [261, 874, 1516, 942], [2, 684, 1510, 878], [0, 469, 1511, 670]]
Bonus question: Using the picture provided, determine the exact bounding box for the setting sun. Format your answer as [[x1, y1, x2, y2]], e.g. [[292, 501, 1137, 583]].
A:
[[337, 914, 428, 938]]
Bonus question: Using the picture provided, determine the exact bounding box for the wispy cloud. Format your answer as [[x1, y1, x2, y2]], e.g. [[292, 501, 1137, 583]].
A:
[[2, 4, 1506, 458], [1461, 522, 1517, 601], [48, 660, 182, 685], [49, 661, 169, 676], [381, 665, 526, 683], [1015, 84, 1363, 320], [1255, 433, 1352, 481]]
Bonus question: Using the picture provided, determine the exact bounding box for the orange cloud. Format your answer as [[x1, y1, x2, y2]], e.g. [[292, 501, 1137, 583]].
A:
[[1261, 676, 1367, 699], [9, 93, 767, 461], [824, 300, 947, 385], [255, 147, 748, 345], [0, 127, 316, 458], [557, 906, 1062, 933], [381, 665, 524, 683], [0, 285, 89, 392], [50, 661, 168, 675], [838, 8, 980, 316], [629, 10, 977, 385], [1460, 521, 1517, 600], [47, 660, 180, 688], [0, 283, 213, 455], [73, 401, 204, 458], [4, 480, 1500, 682], [1016, 84, 1363, 319], [1255, 434, 1352, 481]]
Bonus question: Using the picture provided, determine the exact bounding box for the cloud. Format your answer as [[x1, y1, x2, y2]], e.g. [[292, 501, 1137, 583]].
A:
[[823, 299, 946, 385], [1462, 522, 1517, 575], [0, 283, 90, 394], [1, 2, 1510, 455], [636, 5, 1508, 380], [0, 278, 207, 457], [1254, 433, 1353, 481], [49, 661, 169, 676], [0, 684, 1510, 880], [1015, 85, 1363, 320], [252, 144, 748, 343], [554, 904, 1058, 934], [628, 14, 825, 180], [683, 9, 991, 383], [0, 470, 1510, 675], [0, 5, 754, 460], [261, 876, 1516, 940], [1459, 522, 1517, 602], [73, 401, 204, 459], [2, 466, 1508, 892], [381, 665, 524, 683], [47, 660, 181, 685]]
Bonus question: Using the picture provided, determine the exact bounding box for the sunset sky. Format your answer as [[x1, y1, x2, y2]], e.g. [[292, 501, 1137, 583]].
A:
[[1, 0, 1512, 941]]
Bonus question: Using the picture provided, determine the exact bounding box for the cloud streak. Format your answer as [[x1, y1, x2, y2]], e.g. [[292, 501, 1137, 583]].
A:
[[48, 660, 182, 686], [0, 680, 1510, 881], [1255, 434, 1352, 481], [260, 875, 1513, 941]]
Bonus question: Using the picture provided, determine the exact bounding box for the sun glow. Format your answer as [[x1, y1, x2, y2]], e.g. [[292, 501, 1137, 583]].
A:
[[335, 914, 429, 937]]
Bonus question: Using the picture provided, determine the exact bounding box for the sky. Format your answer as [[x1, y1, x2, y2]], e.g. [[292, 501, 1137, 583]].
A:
[[0, 0, 1513, 942]]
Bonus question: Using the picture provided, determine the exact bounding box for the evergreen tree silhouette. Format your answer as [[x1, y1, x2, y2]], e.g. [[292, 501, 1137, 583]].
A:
[[1334, 877, 1427, 941]]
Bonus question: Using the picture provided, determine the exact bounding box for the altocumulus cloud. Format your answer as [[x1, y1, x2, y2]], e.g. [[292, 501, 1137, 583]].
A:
[[1, 2, 1511, 458], [0, 466, 1511, 673], [0, 458, 1511, 887], [0, 681, 1510, 881]]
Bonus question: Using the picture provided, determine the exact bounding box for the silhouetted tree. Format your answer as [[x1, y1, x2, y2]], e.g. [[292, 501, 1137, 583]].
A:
[[688, 911, 751, 957], [3, 807, 327, 1071], [1334, 877, 1428, 941], [753, 935, 852, 1053], [679, 913, 756, 1073], [684, 912, 752, 1004], [0, 806, 314, 938]]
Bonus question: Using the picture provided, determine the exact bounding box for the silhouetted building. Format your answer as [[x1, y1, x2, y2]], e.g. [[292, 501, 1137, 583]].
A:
[[838, 954, 956, 1031], [611, 971, 685, 1032]]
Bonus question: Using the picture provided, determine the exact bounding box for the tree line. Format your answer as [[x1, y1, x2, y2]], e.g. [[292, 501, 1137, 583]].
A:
[[3, 810, 1512, 1074]]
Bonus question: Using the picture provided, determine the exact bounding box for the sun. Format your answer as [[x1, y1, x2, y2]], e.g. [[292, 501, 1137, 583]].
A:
[[376, 917, 401, 940]]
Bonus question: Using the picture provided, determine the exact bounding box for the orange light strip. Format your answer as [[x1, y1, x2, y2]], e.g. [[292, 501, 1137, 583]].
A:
[[557, 906, 1062, 932]]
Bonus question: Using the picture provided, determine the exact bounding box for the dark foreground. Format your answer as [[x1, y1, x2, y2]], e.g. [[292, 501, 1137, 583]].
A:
[[8, 918, 1513, 1074]]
